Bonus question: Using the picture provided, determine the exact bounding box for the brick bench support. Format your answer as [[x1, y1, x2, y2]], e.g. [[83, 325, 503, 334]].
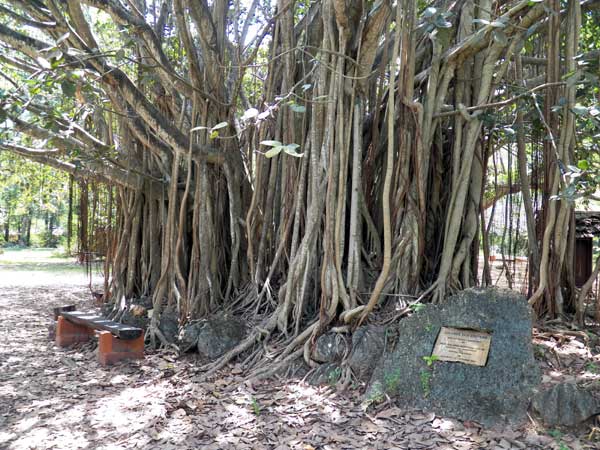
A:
[[56, 315, 95, 347], [98, 331, 144, 366]]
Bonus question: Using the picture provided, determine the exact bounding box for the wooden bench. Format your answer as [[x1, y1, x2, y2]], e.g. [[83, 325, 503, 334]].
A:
[[54, 307, 144, 366]]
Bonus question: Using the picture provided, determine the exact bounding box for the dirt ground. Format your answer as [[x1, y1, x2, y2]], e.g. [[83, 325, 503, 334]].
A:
[[1, 250, 599, 450]]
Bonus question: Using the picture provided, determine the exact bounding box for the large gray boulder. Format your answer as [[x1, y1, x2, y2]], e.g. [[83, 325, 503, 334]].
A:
[[158, 306, 179, 343], [179, 321, 204, 352], [195, 315, 246, 360], [347, 326, 386, 381], [366, 288, 540, 426], [532, 383, 599, 426]]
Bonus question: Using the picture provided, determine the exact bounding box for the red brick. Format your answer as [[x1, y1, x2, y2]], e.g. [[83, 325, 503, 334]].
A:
[[55, 316, 94, 347], [97, 331, 144, 366]]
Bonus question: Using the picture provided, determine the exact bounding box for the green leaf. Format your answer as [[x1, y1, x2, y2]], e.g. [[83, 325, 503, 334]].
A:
[[211, 121, 229, 131], [209, 130, 219, 140], [264, 146, 283, 158], [260, 140, 282, 147], [0, 109, 7, 124], [409, 303, 425, 312], [61, 80, 76, 98], [577, 160, 589, 170]]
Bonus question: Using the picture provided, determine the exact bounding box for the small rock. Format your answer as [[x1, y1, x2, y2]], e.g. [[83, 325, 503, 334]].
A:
[[121, 303, 150, 330], [532, 383, 599, 426], [312, 333, 348, 363], [171, 408, 187, 418], [48, 322, 56, 340], [130, 304, 146, 317], [273, 357, 310, 379], [306, 362, 342, 386]]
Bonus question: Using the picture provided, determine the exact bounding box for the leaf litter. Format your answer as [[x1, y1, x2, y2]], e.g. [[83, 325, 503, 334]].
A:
[[0, 263, 599, 449]]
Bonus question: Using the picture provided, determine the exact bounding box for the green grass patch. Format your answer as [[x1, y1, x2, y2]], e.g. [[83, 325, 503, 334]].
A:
[[0, 248, 82, 273]]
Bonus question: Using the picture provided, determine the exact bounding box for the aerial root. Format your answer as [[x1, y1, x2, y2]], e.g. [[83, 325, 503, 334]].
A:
[[146, 324, 179, 352]]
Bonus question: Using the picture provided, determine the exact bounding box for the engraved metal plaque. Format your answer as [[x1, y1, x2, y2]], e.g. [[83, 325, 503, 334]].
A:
[[432, 327, 491, 366]]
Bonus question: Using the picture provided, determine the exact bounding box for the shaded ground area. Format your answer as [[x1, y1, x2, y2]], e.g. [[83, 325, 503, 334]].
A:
[[0, 249, 599, 449]]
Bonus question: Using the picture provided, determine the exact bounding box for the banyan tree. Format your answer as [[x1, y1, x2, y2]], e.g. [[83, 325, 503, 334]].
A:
[[1, 0, 599, 372]]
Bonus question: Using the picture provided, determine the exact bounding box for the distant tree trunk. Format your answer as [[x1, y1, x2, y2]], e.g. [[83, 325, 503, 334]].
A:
[[48, 214, 55, 247], [79, 181, 89, 260], [24, 210, 31, 246], [67, 175, 74, 254], [16, 217, 22, 244], [90, 182, 98, 253]]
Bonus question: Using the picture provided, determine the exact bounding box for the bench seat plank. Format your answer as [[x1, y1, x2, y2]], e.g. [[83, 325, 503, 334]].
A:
[[60, 311, 143, 340]]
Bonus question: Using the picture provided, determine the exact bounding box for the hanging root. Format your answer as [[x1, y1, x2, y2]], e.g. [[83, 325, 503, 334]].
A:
[[146, 323, 179, 352], [340, 305, 367, 324], [337, 366, 353, 391]]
